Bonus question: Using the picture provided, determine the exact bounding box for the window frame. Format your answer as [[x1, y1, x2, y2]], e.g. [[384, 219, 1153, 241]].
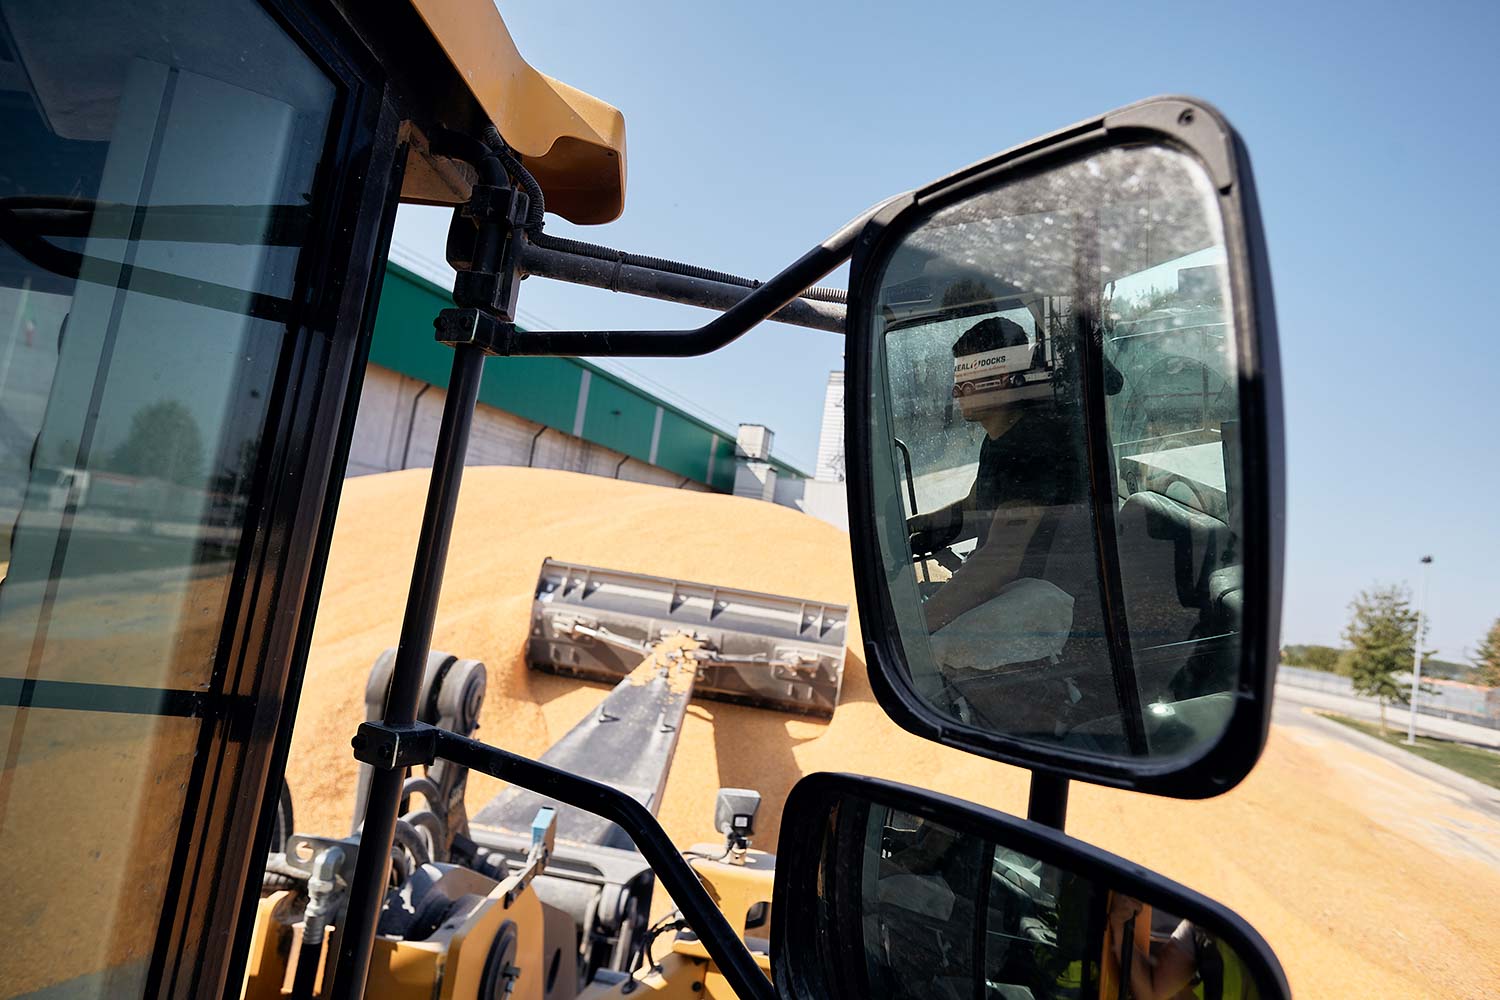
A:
[[83, 2, 407, 995]]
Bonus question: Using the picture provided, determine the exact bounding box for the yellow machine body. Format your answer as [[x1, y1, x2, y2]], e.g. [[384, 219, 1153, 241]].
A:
[[243, 850, 778, 1000], [406, 0, 627, 224], [243, 873, 551, 1000], [578, 849, 778, 1000]]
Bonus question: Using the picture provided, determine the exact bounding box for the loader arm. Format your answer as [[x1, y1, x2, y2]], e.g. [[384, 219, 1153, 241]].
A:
[[473, 638, 700, 851]]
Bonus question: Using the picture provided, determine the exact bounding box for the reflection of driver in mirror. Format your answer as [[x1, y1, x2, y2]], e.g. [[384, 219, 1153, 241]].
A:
[[909, 316, 1084, 630], [879, 144, 1250, 760], [906, 314, 1121, 739], [912, 314, 1121, 631]]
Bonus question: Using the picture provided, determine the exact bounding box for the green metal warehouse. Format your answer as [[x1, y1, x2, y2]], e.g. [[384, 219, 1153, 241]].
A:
[[348, 262, 809, 493]]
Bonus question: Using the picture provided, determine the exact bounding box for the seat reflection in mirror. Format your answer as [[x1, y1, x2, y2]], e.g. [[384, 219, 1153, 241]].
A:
[[871, 143, 1245, 762], [845, 803, 1261, 999]]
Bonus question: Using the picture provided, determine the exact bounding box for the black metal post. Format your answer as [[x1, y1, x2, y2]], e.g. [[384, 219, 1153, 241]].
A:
[[1026, 771, 1069, 830], [329, 344, 486, 999]]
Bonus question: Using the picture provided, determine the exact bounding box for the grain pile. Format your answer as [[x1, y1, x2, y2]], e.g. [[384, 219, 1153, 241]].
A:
[[1, 560, 252, 994], [288, 466, 1500, 999]]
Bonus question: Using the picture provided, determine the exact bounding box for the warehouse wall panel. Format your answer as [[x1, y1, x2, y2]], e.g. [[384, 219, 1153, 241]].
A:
[[582, 376, 657, 460], [363, 262, 810, 491], [349, 364, 722, 495]]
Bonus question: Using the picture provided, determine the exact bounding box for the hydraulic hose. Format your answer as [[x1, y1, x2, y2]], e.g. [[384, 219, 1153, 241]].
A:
[[401, 775, 443, 810], [403, 809, 446, 860], [481, 125, 546, 232], [393, 817, 432, 869], [262, 852, 310, 892], [291, 845, 348, 1000]]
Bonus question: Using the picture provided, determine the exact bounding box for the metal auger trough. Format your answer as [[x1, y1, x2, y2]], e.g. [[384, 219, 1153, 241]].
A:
[[526, 557, 849, 718]]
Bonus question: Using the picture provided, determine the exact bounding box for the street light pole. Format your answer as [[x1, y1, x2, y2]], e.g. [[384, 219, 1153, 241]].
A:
[[1406, 555, 1433, 746]]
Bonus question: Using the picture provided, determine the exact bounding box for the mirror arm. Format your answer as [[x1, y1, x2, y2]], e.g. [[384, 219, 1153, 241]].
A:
[[1025, 771, 1070, 830], [489, 199, 903, 357], [427, 726, 778, 1000], [519, 239, 846, 333]]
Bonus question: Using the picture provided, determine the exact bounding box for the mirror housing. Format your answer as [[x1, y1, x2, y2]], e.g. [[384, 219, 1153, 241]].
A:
[[844, 97, 1284, 796], [771, 772, 1290, 1000]]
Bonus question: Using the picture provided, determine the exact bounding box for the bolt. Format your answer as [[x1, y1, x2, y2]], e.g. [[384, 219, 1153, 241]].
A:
[[1177, 108, 1195, 126]]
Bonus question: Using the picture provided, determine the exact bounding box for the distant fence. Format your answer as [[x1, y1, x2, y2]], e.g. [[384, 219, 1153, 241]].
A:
[[1277, 664, 1500, 731]]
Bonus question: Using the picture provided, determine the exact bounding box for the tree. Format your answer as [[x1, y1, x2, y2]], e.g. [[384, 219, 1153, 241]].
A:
[[1280, 643, 1343, 673], [1342, 585, 1423, 732], [109, 399, 205, 486], [1301, 644, 1342, 673], [1472, 618, 1500, 688]]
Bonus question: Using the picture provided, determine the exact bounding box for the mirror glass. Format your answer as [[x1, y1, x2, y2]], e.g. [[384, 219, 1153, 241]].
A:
[[807, 792, 1266, 999], [866, 143, 1244, 762]]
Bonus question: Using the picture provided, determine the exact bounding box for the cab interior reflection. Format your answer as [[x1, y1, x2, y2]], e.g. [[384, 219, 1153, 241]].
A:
[[874, 144, 1245, 761], [843, 803, 1263, 999]]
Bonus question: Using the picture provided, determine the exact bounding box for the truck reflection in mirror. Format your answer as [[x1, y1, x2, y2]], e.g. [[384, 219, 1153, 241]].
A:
[[871, 143, 1246, 763]]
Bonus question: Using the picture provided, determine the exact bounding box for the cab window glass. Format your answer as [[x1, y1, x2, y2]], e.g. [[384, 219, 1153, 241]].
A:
[[0, 2, 336, 993], [1106, 255, 1236, 519]]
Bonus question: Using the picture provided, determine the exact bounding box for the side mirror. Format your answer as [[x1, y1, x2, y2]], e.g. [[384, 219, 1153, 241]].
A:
[[845, 97, 1284, 795], [771, 773, 1289, 1000]]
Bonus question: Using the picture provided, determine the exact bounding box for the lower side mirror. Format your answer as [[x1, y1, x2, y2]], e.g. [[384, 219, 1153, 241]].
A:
[[771, 773, 1288, 1000]]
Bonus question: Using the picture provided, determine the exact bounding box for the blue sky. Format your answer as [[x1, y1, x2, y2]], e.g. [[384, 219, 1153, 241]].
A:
[[393, 0, 1500, 660]]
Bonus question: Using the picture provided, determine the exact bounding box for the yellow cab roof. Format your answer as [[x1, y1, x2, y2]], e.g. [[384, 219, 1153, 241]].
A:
[[409, 0, 627, 224]]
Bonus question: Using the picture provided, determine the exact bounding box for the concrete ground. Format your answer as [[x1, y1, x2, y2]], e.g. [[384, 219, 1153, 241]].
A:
[[1276, 680, 1500, 749], [1274, 692, 1500, 844]]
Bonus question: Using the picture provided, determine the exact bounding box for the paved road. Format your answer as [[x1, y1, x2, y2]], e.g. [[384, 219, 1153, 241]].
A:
[[1275, 681, 1500, 749], [1274, 688, 1500, 824]]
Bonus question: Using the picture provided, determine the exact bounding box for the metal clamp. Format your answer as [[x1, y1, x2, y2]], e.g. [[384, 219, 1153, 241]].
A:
[[351, 721, 438, 771], [452, 267, 520, 315], [434, 308, 516, 356], [461, 185, 530, 227]]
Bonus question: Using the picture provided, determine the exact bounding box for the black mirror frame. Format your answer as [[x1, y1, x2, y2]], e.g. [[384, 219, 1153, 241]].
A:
[[771, 771, 1291, 1000], [843, 96, 1285, 798]]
